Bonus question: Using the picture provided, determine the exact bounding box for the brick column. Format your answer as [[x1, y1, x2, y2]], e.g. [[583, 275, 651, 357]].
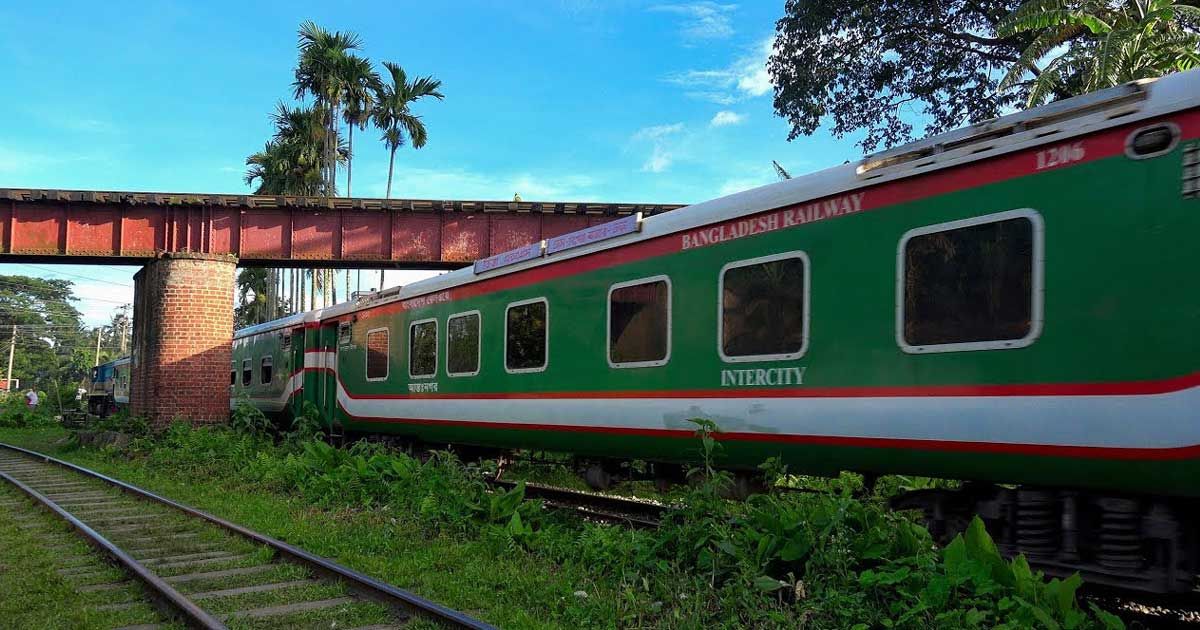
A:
[[130, 253, 237, 428]]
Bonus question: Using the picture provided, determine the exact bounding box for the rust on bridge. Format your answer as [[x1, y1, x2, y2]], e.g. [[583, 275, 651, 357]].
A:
[[0, 188, 684, 267]]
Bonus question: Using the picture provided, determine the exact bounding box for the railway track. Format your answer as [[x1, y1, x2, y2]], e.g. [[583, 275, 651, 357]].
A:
[[490, 478, 669, 528], [0, 442, 494, 630]]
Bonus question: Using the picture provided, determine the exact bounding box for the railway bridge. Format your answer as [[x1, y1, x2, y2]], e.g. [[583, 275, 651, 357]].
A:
[[0, 188, 682, 426]]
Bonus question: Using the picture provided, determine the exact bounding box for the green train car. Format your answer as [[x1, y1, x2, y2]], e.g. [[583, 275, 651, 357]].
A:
[[233, 70, 1200, 592]]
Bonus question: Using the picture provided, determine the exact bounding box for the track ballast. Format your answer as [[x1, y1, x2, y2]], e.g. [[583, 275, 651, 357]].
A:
[[0, 442, 494, 630]]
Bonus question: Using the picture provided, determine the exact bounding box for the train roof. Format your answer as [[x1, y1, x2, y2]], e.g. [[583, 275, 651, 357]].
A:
[[94, 356, 130, 369], [237, 69, 1200, 338]]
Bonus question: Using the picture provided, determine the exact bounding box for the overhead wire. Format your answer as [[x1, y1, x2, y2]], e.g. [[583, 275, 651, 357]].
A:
[[14, 264, 134, 287]]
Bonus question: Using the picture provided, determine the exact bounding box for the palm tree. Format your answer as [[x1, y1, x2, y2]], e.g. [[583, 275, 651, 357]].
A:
[[235, 268, 271, 326], [245, 103, 334, 196], [340, 55, 380, 197], [999, 0, 1200, 107], [293, 21, 363, 193], [373, 61, 444, 198]]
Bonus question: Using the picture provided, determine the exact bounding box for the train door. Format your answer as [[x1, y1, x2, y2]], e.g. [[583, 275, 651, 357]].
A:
[[287, 327, 304, 419], [319, 322, 344, 433]]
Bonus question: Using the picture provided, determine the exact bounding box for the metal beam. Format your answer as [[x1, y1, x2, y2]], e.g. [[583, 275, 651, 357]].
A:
[[0, 188, 684, 267]]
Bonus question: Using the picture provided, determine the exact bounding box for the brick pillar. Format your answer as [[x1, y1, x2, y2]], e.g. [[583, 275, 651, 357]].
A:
[[131, 253, 237, 428]]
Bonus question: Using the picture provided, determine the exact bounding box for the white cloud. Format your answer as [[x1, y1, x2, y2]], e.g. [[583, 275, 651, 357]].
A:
[[710, 111, 745, 127], [362, 167, 599, 201], [650, 2, 737, 41], [717, 177, 767, 196], [0, 146, 104, 177], [631, 122, 685, 141], [642, 145, 673, 173], [664, 36, 775, 104], [631, 123, 685, 173]]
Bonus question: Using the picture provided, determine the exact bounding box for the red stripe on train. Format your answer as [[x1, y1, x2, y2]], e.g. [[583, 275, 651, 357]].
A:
[[307, 368, 1200, 399], [334, 403, 1200, 462]]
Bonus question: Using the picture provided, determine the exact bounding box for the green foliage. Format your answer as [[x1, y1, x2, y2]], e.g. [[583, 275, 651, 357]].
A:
[[0, 275, 96, 391], [0, 393, 55, 428], [90, 410, 149, 437], [999, 0, 1200, 106], [67, 420, 1124, 628], [285, 401, 324, 442], [769, 0, 1199, 150], [229, 400, 272, 438]]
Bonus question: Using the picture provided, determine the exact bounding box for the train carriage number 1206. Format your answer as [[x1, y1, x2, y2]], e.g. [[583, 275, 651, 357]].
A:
[[1035, 141, 1085, 170]]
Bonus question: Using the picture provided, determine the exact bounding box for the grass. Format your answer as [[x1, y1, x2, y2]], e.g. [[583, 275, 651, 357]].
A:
[[0, 482, 183, 629], [0, 427, 634, 628], [0, 424, 1128, 629]]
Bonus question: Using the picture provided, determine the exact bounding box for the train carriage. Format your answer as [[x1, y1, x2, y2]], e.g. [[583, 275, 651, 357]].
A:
[[88, 356, 130, 417], [232, 69, 1200, 593]]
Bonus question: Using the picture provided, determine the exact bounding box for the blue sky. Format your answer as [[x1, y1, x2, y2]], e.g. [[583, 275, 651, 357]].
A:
[[0, 1, 864, 326]]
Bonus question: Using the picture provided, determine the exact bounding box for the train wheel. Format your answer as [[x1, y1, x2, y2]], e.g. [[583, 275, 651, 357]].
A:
[[721, 472, 766, 501], [652, 463, 686, 493], [584, 464, 614, 491]]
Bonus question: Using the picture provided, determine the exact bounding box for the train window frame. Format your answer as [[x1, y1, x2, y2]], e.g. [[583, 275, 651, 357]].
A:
[[365, 327, 390, 382], [338, 322, 352, 347], [895, 208, 1045, 354], [607, 275, 672, 369], [260, 356, 273, 384], [241, 359, 252, 386], [446, 310, 482, 378], [230, 367, 236, 386], [408, 318, 438, 379], [717, 251, 811, 363], [504, 297, 550, 374]]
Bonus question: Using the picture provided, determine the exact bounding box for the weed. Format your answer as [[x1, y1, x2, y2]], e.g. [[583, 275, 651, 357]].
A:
[[10, 416, 1128, 629], [0, 392, 56, 428]]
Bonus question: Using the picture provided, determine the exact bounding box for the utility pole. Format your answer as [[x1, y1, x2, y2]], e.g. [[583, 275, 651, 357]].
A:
[[94, 327, 103, 367], [5, 324, 15, 392], [119, 319, 128, 354]]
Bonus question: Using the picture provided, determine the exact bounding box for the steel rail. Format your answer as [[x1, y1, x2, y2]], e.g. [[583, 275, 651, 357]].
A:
[[0, 442, 495, 630], [490, 478, 669, 528], [0, 468, 227, 629]]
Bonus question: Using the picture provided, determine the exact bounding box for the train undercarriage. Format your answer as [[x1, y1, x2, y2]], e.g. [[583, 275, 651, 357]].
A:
[[347, 430, 1200, 595], [893, 484, 1200, 594]]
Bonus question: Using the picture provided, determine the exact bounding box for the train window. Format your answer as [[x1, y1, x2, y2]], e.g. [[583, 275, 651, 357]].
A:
[[447, 311, 481, 377], [230, 368, 235, 386], [281, 333, 292, 351], [409, 319, 437, 378], [897, 209, 1044, 353], [241, 359, 251, 386], [719, 252, 809, 362], [366, 328, 389, 381], [338, 322, 352, 347], [505, 298, 548, 373], [608, 276, 671, 368], [260, 357, 273, 384]]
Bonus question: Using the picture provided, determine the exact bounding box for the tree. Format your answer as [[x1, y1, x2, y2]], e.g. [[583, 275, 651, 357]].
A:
[[294, 21, 363, 194], [341, 54, 381, 197], [373, 61, 444, 198], [999, 0, 1200, 106], [235, 268, 271, 328], [96, 304, 131, 360], [767, 0, 1200, 151], [0, 276, 92, 392], [246, 102, 340, 196]]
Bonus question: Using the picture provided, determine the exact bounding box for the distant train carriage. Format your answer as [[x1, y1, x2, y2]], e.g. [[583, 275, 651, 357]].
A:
[[88, 356, 130, 417], [231, 71, 1200, 593]]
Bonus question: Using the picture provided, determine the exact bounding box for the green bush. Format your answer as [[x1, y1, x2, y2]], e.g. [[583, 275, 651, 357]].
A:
[[0, 393, 56, 428], [80, 420, 1124, 628]]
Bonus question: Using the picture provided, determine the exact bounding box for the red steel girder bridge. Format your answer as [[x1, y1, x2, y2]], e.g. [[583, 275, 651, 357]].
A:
[[0, 187, 684, 428], [0, 188, 683, 267]]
